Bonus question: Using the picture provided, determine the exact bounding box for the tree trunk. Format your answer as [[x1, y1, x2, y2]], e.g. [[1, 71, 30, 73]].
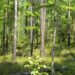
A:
[[2, 13, 6, 54], [67, 0, 71, 47], [13, 0, 17, 61], [2, 10, 8, 54], [30, 0, 33, 56], [51, 12, 57, 75], [40, 0, 45, 56]]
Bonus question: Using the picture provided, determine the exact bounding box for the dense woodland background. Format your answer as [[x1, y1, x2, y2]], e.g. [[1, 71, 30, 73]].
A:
[[0, 0, 75, 75]]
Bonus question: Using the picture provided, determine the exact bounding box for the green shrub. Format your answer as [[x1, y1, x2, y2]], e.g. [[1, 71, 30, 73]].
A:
[[24, 56, 49, 75]]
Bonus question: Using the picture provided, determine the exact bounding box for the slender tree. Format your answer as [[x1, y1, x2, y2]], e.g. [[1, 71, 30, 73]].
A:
[[2, 0, 8, 54], [2, 12, 7, 54], [13, 0, 17, 61], [30, 0, 33, 56], [40, 0, 45, 56], [72, 12, 75, 44], [67, 0, 71, 47], [51, 0, 57, 75], [51, 13, 57, 75]]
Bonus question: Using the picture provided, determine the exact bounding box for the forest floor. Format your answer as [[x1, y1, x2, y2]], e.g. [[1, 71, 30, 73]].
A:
[[0, 47, 75, 75]]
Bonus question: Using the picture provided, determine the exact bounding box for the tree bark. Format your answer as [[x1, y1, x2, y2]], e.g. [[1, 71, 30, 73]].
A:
[[2, 13, 6, 54], [30, 0, 33, 56], [51, 12, 57, 75], [13, 0, 17, 61], [67, 0, 71, 47], [40, 0, 45, 56]]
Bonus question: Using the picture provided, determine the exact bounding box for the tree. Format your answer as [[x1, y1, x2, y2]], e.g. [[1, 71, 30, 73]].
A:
[[67, 0, 71, 47], [2, 0, 8, 54], [40, 0, 45, 56], [30, 0, 33, 56], [13, 0, 17, 61], [51, 0, 57, 75]]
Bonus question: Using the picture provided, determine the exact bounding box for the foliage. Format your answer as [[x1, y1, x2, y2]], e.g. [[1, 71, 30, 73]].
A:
[[0, 0, 75, 75], [24, 56, 49, 75]]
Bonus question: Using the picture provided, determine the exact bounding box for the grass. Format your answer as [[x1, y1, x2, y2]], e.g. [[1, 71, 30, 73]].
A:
[[0, 47, 75, 75]]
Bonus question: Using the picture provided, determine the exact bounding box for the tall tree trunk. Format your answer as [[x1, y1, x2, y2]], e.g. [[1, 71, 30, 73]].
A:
[[67, 0, 71, 47], [51, 0, 57, 74], [51, 12, 57, 75], [35, 17, 39, 48], [13, 0, 17, 61], [36, 28, 38, 47], [73, 12, 75, 44], [6, 0, 10, 52], [30, 0, 33, 56], [2, 12, 7, 54], [40, 0, 45, 56], [2, 8, 8, 54], [25, 6, 28, 33]]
